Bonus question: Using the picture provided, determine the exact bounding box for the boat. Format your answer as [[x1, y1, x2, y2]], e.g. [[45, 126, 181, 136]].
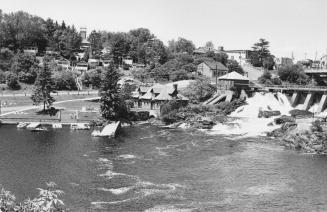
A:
[[71, 123, 90, 130], [31, 127, 48, 132], [52, 123, 63, 129], [17, 122, 29, 129]]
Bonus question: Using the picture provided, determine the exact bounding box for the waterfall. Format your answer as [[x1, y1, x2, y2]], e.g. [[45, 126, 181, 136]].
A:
[[209, 92, 294, 137]]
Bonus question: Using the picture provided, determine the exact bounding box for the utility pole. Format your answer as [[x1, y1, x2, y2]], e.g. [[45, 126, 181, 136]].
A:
[[215, 64, 218, 92]]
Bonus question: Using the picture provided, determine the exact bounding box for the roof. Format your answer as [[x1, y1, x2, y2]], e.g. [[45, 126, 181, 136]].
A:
[[154, 86, 173, 101], [81, 39, 90, 44], [218, 71, 249, 81], [202, 61, 228, 71], [138, 86, 150, 93], [154, 86, 189, 101]]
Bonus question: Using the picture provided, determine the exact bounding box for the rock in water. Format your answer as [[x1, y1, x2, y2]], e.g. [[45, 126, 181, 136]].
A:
[[289, 109, 313, 118], [274, 115, 296, 125], [258, 110, 281, 118]]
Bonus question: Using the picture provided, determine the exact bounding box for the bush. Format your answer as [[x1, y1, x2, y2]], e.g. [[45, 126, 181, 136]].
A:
[[0, 71, 6, 83], [160, 100, 188, 124], [278, 64, 309, 85], [311, 120, 323, 132], [0, 182, 65, 211], [160, 100, 188, 116], [182, 77, 216, 103], [18, 71, 37, 84], [215, 99, 246, 115], [87, 69, 104, 88], [6, 73, 20, 90], [53, 70, 77, 90]]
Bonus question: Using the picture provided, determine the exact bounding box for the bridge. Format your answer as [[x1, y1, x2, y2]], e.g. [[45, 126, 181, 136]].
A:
[[304, 69, 327, 75], [263, 85, 327, 92], [254, 84, 327, 113]]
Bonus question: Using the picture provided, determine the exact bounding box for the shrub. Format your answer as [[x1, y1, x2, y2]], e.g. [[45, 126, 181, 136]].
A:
[[278, 64, 309, 85], [53, 70, 77, 90], [6, 73, 20, 90], [0, 71, 6, 83], [311, 120, 323, 132], [0, 182, 65, 211], [160, 100, 188, 124], [18, 71, 37, 84], [182, 77, 216, 103], [215, 99, 246, 115]]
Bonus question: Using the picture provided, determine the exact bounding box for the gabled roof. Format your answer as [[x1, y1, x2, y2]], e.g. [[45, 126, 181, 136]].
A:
[[138, 86, 150, 93], [218, 71, 249, 81], [154, 86, 173, 101], [202, 61, 228, 71]]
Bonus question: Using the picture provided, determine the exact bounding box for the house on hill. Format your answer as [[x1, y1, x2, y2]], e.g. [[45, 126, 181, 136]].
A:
[[197, 61, 228, 83]]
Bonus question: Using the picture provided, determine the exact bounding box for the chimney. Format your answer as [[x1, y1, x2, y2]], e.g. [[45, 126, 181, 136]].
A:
[[173, 84, 178, 91]]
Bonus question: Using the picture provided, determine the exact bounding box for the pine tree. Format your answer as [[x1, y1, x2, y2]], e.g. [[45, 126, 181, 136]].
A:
[[99, 64, 129, 121], [31, 63, 55, 111]]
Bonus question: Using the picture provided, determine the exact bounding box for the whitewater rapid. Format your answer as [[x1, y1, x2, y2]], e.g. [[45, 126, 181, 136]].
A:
[[209, 92, 294, 137]]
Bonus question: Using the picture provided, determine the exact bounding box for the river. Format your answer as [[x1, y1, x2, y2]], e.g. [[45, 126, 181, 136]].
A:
[[0, 124, 327, 211]]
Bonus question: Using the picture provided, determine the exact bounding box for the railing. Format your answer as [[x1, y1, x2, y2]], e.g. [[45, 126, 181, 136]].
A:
[[258, 84, 327, 91]]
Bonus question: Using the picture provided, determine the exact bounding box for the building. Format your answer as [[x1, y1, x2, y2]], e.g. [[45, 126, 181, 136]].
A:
[[193, 46, 223, 55], [197, 61, 229, 83], [80, 27, 91, 50], [88, 59, 99, 69], [275, 57, 293, 67], [23, 47, 38, 55], [57, 59, 70, 70], [101, 59, 111, 68], [132, 84, 188, 110], [217, 71, 250, 90], [223, 49, 253, 66], [75, 61, 88, 72]]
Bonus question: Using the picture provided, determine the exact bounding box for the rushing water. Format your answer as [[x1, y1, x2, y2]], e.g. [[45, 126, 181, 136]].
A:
[[1, 124, 327, 211]]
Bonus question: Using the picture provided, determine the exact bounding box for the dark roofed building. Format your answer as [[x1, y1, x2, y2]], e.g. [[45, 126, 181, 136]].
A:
[[132, 84, 188, 111], [197, 61, 228, 83]]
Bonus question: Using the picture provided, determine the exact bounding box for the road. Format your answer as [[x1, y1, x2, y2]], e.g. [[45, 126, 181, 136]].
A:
[[0, 90, 98, 97]]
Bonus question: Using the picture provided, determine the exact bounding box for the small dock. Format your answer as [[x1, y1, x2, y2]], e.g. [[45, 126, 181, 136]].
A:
[[26, 122, 41, 129]]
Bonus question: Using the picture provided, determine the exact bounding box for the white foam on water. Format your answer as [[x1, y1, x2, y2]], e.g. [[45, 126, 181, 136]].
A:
[[108, 186, 133, 195], [97, 158, 113, 169], [295, 104, 304, 110], [309, 103, 320, 113], [145, 205, 194, 212], [210, 92, 294, 137], [98, 170, 126, 179], [117, 154, 137, 159]]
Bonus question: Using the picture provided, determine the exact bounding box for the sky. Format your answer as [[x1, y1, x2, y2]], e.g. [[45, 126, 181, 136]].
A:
[[1, 0, 327, 60]]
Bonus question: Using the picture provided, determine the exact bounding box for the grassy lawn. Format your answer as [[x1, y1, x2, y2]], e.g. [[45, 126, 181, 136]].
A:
[[1, 99, 100, 123], [0, 93, 99, 108]]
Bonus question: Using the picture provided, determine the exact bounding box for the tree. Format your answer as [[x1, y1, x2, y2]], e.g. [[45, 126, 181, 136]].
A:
[[205, 41, 214, 50], [88, 30, 103, 55], [263, 56, 275, 70], [99, 64, 129, 121], [6, 73, 20, 90], [251, 38, 271, 67], [168, 37, 195, 54], [278, 64, 309, 85], [0, 48, 14, 72], [182, 77, 216, 103], [31, 64, 55, 111], [227, 60, 244, 74]]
